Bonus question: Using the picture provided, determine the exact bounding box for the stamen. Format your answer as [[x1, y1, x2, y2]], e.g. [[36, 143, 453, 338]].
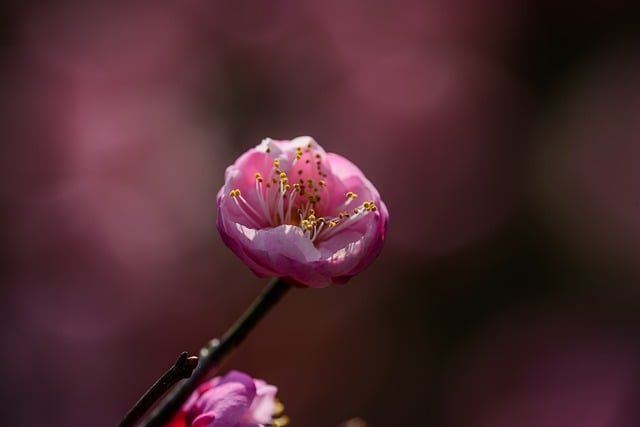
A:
[[229, 189, 262, 227], [229, 149, 377, 244], [273, 400, 285, 418], [272, 416, 290, 427], [255, 175, 272, 225], [267, 398, 289, 427]]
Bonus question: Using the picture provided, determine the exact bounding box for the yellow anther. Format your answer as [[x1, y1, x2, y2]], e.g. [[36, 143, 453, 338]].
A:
[[364, 201, 377, 211], [273, 416, 290, 427], [255, 173, 263, 182], [273, 159, 280, 168], [279, 172, 287, 179], [284, 184, 290, 191], [346, 191, 358, 199], [229, 189, 241, 197], [272, 400, 285, 418], [318, 180, 326, 187], [308, 214, 316, 221]]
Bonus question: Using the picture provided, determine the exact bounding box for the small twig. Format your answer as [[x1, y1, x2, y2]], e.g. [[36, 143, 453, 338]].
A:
[[138, 277, 291, 427], [119, 352, 198, 427]]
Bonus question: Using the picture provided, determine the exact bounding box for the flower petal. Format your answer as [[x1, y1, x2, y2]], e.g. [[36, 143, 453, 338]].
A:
[[242, 380, 278, 424], [190, 371, 256, 427]]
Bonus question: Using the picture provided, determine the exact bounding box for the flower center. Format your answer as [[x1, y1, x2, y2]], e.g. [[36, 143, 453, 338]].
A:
[[229, 143, 377, 243]]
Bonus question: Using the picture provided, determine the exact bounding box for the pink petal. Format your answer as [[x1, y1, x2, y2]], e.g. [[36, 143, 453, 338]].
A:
[[193, 371, 257, 427], [191, 413, 215, 427], [242, 381, 278, 424]]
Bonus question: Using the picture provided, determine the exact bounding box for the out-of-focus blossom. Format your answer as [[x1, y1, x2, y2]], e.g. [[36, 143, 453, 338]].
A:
[[216, 136, 388, 288], [167, 370, 286, 427]]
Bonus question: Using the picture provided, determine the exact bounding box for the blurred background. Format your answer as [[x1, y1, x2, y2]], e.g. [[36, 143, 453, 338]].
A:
[[2, 1, 640, 426]]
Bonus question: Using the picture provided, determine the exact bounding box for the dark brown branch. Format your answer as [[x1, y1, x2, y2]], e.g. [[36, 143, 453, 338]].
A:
[[119, 352, 198, 427], [136, 277, 291, 427]]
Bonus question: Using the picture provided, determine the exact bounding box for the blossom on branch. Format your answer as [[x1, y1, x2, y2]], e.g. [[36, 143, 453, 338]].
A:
[[217, 136, 388, 287], [167, 370, 287, 427]]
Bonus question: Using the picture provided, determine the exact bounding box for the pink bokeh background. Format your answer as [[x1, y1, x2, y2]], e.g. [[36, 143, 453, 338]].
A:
[[2, 1, 640, 426]]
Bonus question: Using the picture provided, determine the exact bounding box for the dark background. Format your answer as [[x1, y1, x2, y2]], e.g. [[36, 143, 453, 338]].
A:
[[2, 1, 640, 426]]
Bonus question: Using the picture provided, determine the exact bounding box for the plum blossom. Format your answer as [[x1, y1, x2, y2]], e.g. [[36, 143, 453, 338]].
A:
[[167, 370, 287, 427], [216, 136, 388, 288]]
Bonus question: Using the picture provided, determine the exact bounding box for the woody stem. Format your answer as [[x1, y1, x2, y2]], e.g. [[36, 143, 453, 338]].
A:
[[135, 277, 291, 427]]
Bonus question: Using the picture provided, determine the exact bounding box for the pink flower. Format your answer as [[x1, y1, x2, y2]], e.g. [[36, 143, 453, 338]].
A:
[[167, 370, 286, 427], [216, 136, 388, 288]]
